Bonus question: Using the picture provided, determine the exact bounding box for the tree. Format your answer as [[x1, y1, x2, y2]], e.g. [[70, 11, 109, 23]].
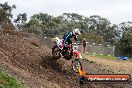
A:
[[24, 13, 63, 37], [0, 2, 16, 24], [22, 19, 43, 36], [84, 15, 122, 45], [115, 26, 132, 57], [0, 2, 16, 30], [14, 13, 27, 30], [78, 32, 104, 44], [118, 21, 132, 32], [14, 13, 27, 24]]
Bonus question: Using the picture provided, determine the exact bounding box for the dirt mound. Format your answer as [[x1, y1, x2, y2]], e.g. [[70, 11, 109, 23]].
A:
[[0, 30, 53, 87], [0, 30, 48, 70], [0, 30, 82, 88]]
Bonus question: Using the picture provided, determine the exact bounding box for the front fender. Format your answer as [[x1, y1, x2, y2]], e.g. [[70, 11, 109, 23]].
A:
[[73, 51, 82, 59]]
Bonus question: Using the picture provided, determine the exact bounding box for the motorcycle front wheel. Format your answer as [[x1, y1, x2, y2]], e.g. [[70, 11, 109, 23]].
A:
[[72, 59, 82, 73]]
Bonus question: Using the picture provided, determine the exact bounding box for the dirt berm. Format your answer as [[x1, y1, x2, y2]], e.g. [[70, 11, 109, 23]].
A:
[[0, 30, 131, 88], [0, 30, 81, 88]]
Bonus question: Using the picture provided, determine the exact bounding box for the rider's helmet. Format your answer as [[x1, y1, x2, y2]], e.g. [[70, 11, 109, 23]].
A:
[[73, 29, 81, 35]]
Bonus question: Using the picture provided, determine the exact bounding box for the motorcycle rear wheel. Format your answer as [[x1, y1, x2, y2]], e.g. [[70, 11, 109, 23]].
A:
[[52, 46, 61, 60]]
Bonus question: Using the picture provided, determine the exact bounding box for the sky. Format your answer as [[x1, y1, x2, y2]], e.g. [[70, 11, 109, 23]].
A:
[[1, 0, 132, 24]]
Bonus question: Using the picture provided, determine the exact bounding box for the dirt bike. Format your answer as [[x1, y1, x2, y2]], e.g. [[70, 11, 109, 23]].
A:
[[52, 37, 83, 73]]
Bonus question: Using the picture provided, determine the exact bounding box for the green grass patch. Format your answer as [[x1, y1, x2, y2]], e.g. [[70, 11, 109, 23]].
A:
[[0, 70, 26, 88], [84, 52, 118, 60], [95, 54, 117, 60]]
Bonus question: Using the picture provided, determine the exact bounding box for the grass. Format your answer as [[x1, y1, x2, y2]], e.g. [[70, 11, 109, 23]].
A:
[[0, 69, 26, 88], [83, 52, 118, 60]]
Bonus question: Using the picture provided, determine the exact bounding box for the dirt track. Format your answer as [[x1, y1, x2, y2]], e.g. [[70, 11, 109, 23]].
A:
[[0, 30, 132, 88], [82, 53, 132, 77]]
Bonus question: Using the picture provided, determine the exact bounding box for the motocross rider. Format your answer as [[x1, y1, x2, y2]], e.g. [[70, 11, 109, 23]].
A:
[[62, 29, 81, 59]]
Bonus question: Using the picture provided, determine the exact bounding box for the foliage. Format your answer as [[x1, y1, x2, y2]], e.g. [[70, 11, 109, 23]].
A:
[[0, 70, 26, 88], [21, 13, 120, 43], [0, 2, 16, 30], [14, 13, 27, 30], [78, 32, 104, 44], [14, 13, 27, 24], [115, 26, 132, 57]]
